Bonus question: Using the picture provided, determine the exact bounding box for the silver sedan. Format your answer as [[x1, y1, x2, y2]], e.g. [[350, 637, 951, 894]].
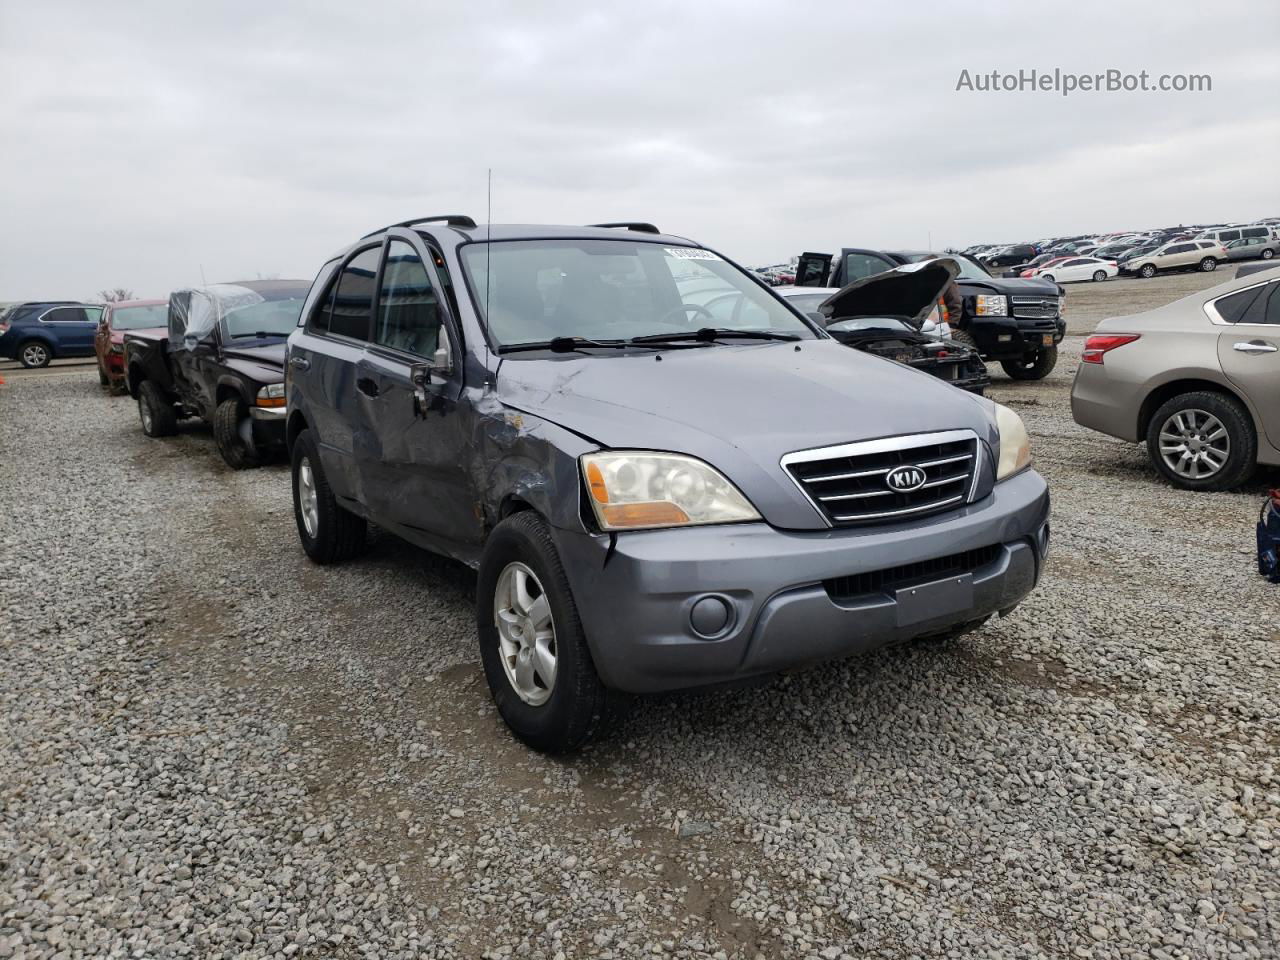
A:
[[1071, 265, 1280, 490]]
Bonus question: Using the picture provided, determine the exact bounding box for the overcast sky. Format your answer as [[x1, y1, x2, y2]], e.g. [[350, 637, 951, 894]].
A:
[[1, 0, 1277, 299]]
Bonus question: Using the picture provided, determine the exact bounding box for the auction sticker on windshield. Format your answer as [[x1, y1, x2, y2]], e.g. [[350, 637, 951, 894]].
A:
[[665, 248, 722, 261]]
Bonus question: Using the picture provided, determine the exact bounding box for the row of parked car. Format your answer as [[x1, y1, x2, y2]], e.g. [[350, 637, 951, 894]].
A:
[[17, 219, 1275, 752], [968, 220, 1279, 281]]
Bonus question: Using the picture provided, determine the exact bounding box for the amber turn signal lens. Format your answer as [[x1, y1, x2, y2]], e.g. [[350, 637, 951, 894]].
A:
[[599, 502, 690, 527], [586, 462, 609, 503], [255, 396, 286, 408]]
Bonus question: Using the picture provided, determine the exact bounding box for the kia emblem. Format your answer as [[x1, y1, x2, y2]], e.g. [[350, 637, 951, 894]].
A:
[[886, 465, 927, 492]]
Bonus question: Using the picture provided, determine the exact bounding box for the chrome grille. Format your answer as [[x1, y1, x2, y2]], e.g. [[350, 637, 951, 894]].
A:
[[782, 431, 978, 526], [1010, 296, 1060, 319]]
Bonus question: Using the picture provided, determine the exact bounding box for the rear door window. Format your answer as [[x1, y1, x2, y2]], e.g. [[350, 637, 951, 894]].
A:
[[375, 240, 443, 356], [1214, 282, 1280, 324], [328, 246, 381, 341], [43, 307, 89, 323]]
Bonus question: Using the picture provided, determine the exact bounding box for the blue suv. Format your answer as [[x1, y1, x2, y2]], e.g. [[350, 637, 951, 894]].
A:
[[0, 302, 104, 368]]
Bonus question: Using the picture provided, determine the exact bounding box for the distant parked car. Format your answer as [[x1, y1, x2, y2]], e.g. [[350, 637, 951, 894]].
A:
[[1034, 256, 1118, 284], [1120, 240, 1227, 279], [1222, 237, 1279, 263], [1071, 268, 1280, 490], [125, 280, 308, 468], [1197, 224, 1276, 247], [983, 244, 1038, 269], [94, 299, 167, 392], [1016, 256, 1072, 278], [0, 302, 104, 368]]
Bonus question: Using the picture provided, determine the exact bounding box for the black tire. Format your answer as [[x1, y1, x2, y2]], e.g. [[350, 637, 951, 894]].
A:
[[98, 364, 109, 387], [1262, 249, 1275, 260], [477, 511, 617, 753], [1145, 391, 1256, 491], [137, 380, 177, 437], [950, 328, 978, 349], [1092, 270, 1107, 282], [1199, 257, 1217, 272], [291, 428, 367, 564], [213, 397, 260, 469], [17, 340, 51, 368], [1040, 274, 1055, 282], [1139, 264, 1157, 279], [1001, 346, 1058, 380]]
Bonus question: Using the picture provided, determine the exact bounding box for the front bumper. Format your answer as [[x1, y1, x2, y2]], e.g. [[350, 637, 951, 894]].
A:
[[248, 404, 286, 445], [969, 316, 1066, 360], [554, 469, 1050, 694]]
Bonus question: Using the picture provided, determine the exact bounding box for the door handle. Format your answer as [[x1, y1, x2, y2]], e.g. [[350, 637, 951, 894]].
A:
[[289, 356, 311, 371], [356, 377, 380, 398], [1233, 341, 1277, 354]]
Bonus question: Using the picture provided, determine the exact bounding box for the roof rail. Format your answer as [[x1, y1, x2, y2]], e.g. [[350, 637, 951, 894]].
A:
[[588, 222, 660, 235], [361, 214, 477, 239]]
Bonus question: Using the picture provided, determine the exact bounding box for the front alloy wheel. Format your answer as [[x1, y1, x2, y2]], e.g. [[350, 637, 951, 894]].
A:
[[19, 342, 50, 368], [494, 561, 558, 706]]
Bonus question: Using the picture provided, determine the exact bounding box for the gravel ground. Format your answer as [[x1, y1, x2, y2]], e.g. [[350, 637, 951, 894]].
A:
[[2, 278, 1278, 958]]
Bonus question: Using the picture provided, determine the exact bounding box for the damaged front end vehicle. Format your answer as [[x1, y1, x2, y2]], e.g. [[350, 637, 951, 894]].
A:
[[285, 218, 1050, 753], [776, 258, 990, 394], [125, 280, 308, 468]]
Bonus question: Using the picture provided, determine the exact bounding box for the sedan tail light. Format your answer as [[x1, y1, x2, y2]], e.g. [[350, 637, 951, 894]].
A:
[[1082, 333, 1140, 364]]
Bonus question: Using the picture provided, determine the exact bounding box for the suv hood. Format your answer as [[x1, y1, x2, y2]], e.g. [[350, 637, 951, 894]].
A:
[[818, 258, 957, 329], [496, 339, 998, 531]]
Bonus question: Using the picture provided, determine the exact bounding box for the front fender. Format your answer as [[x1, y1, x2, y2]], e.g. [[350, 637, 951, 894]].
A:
[[473, 399, 598, 535]]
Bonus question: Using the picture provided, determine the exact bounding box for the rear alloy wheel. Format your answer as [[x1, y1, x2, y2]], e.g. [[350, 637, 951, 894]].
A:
[[1262, 249, 1275, 260], [213, 397, 260, 469], [1199, 257, 1217, 272], [18, 341, 51, 368], [291, 428, 367, 564], [137, 380, 177, 437], [1040, 274, 1055, 282], [1092, 270, 1107, 282], [1146, 392, 1255, 491], [1139, 264, 1157, 279], [1001, 346, 1058, 380]]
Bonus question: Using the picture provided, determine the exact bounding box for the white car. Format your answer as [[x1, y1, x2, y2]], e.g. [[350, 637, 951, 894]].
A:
[[1034, 256, 1118, 284]]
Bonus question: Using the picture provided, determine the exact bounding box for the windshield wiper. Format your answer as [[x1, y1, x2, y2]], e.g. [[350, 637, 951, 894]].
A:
[[497, 336, 633, 355], [629, 327, 801, 345]]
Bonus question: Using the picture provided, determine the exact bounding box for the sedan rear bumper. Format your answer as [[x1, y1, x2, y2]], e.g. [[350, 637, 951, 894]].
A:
[[553, 469, 1050, 694]]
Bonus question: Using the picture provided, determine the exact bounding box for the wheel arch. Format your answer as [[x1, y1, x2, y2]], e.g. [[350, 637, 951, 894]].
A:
[[286, 409, 310, 453], [215, 376, 251, 407], [1137, 378, 1254, 440]]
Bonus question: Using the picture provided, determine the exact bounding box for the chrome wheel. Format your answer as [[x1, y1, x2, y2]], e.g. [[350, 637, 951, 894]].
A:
[[297, 457, 319, 538], [21, 343, 48, 367], [139, 399, 153, 433], [493, 561, 557, 706], [1159, 409, 1230, 480]]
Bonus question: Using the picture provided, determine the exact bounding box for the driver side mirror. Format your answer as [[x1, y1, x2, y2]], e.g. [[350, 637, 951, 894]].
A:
[[409, 327, 453, 415]]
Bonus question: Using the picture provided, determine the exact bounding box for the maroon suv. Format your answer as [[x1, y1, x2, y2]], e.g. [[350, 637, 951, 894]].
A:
[[95, 299, 167, 392]]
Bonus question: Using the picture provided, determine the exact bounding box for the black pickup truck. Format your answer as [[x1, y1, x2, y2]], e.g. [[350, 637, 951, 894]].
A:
[[796, 248, 1066, 380], [125, 280, 309, 467]]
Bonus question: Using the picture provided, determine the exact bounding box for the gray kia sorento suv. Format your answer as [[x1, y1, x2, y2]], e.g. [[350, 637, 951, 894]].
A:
[[285, 217, 1050, 752]]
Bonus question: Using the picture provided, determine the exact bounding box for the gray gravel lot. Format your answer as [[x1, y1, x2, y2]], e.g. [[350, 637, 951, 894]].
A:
[[1, 274, 1277, 959]]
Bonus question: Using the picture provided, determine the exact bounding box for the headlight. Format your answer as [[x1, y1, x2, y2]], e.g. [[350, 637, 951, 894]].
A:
[[994, 403, 1032, 480], [256, 383, 286, 407], [581, 451, 760, 531], [974, 294, 1007, 317]]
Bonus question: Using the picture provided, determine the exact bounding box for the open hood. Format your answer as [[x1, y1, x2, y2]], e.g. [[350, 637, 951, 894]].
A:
[[817, 258, 958, 329]]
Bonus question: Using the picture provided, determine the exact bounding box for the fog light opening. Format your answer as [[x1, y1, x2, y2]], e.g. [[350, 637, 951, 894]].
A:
[[689, 595, 732, 639]]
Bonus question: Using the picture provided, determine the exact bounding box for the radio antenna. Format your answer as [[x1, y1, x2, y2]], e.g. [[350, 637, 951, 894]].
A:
[[485, 168, 492, 323], [199, 263, 208, 287]]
